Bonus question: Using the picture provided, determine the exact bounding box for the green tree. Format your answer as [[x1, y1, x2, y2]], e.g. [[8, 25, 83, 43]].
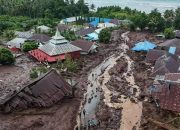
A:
[[174, 8, 180, 29], [0, 48, 15, 65], [90, 4, 95, 11], [64, 54, 78, 72], [22, 41, 38, 52], [130, 12, 148, 30], [148, 9, 165, 33], [164, 9, 175, 28], [164, 27, 175, 39], [99, 28, 111, 44], [3, 30, 15, 40]]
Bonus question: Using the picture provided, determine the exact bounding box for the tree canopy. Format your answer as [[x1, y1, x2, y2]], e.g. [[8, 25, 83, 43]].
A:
[[22, 42, 39, 52], [0, 48, 15, 65], [0, 0, 89, 19], [99, 28, 111, 44]]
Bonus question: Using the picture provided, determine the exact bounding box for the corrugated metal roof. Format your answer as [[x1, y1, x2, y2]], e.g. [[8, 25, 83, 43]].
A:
[[29, 34, 51, 43], [146, 49, 167, 63], [159, 38, 180, 47], [0, 69, 72, 112], [39, 43, 81, 56], [151, 55, 179, 77], [75, 28, 95, 36], [151, 83, 180, 112], [7, 38, 26, 49], [71, 39, 94, 53], [15, 31, 33, 39]]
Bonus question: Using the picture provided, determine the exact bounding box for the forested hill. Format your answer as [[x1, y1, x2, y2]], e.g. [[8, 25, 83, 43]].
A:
[[0, 0, 89, 18]]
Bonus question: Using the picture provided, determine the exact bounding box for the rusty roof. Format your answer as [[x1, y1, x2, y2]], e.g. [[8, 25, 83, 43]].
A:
[[146, 49, 167, 63], [151, 83, 180, 112], [75, 27, 95, 36], [71, 39, 94, 53], [159, 38, 180, 48], [164, 73, 180, 83], [29, 34, 51, 43], [0, 69, 72, 112], [151, 55, 179, 77]]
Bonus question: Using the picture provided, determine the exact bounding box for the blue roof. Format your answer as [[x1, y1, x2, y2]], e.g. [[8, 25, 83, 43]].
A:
[[169, 47, 176, 54], [87, 33, 99, 40], [89, 20, 99, 27], [132, 41, 157, 51], [89, 17, 111, 27]]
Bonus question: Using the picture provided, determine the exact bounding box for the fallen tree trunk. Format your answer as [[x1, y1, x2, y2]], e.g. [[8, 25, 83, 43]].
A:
[[148, 118, 178, 130]]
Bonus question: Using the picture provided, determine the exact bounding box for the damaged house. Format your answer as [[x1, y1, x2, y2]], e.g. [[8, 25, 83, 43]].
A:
[[146, 49, 167, 64], [150, 55, 179, 77], [149, 73, 180, 112], [0, 69, 73, 113]]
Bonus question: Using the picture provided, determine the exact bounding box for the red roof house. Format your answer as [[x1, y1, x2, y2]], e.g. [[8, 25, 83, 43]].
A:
[[29, 29, 81, 62], [151, 83, 180, 112]]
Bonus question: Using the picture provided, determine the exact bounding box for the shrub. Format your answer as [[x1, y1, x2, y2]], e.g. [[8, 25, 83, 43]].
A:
[[164, 27, 175, 39], [99, 28, 111, 44], [29, 66, 48, 79], [63, 54, 78, 72], [0, 48, 15, 65], [29, 70, 38, 79], [22, 41, 38, 52]]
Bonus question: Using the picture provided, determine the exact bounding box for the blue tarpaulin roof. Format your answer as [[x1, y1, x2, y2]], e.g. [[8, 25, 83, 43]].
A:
[[132, 41, 157, 51], [169, 47, 176, 54], [87, 33, 99, 40]]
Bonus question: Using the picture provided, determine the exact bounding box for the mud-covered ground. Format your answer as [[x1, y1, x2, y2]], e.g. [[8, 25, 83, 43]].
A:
[[95, 31, 179, 130], [0, 30, 125, 130], [0, 30, 179, 130], [128, 32, 180, 130]]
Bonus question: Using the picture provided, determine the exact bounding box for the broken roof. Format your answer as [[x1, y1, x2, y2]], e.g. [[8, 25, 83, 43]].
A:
[[0, 69, 72, 112], [146, 49, 167, 63], [29, 34, 51, 43], [164, 73, 180, 83], [75, 28, 95, 36], [71, 39, 94, 53], [151, 83, 180, 112], [151, 55, 179, 77]]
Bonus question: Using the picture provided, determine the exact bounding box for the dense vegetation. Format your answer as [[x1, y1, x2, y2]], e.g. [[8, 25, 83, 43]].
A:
[[22, 41, 39, 52], [0, 0, 89, 18], [99, 28, 112, 44], [95, 6, 180, 32], [0, 48, 15, 64]]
